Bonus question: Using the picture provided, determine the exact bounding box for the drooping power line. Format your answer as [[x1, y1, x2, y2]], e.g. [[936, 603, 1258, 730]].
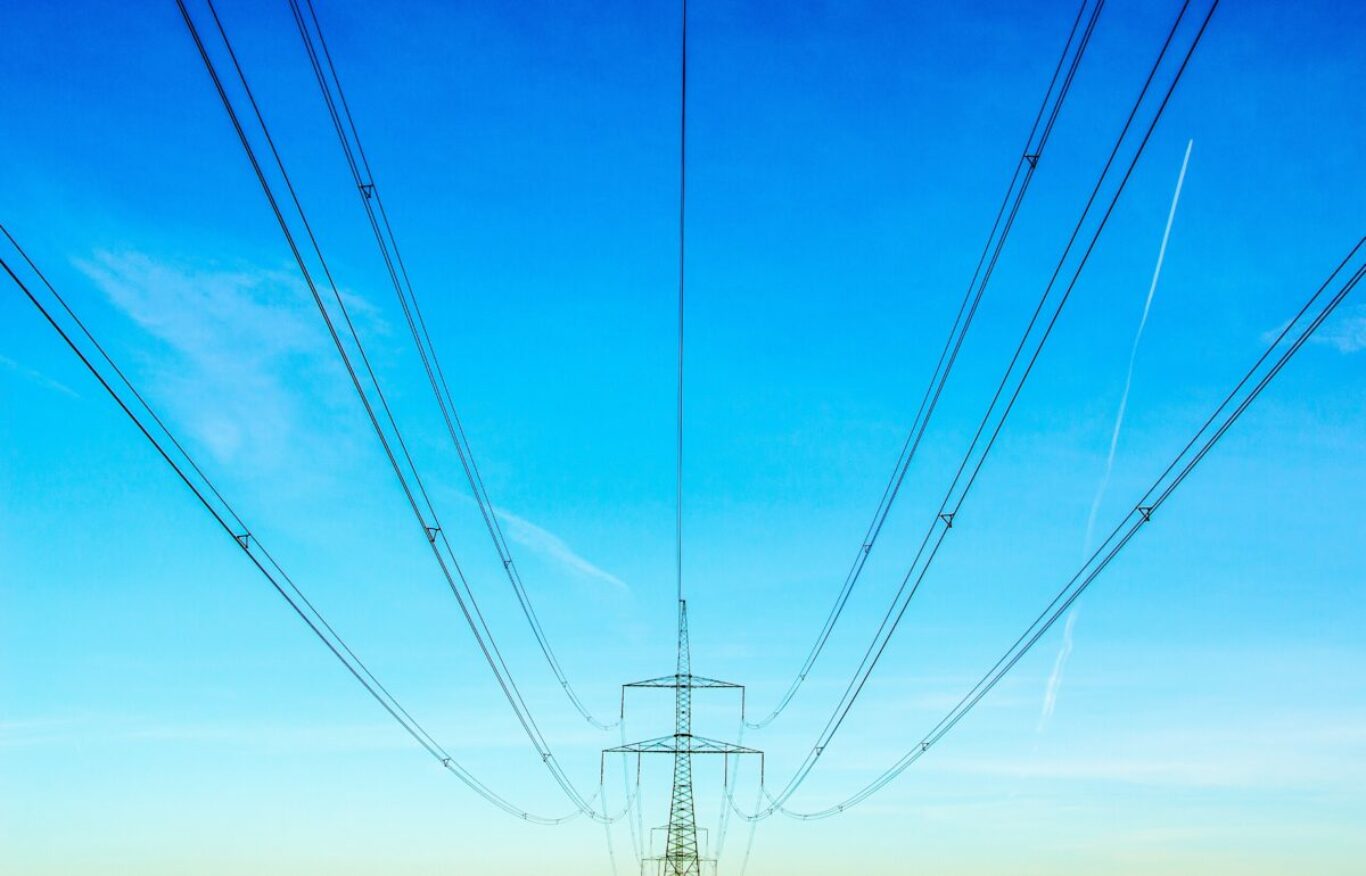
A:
[[747, 0, 1107, 730], [176, 0, 613, 819], [740, 0, 1217, 817], [770, 235, 1366, 819], [282, 0, 620, 731], [0, 223, 591, 825]]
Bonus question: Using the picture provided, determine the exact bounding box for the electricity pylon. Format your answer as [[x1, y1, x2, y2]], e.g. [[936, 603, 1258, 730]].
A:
[[606, 600, 761, 875]]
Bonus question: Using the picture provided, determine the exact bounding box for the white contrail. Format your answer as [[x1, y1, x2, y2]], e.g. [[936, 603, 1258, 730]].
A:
[[1082, 138, 1194, 554], [1041, 140, 1193, 730], [1037, 608, 1079, 730]]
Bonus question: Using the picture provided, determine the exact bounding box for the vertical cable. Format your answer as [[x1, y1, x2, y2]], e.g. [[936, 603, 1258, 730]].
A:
[[676, 0, 688, 605]]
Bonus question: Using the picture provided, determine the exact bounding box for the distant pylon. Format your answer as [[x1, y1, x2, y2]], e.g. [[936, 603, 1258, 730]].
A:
[[665, 600, 700, 873], [606, 600, 761, 876]]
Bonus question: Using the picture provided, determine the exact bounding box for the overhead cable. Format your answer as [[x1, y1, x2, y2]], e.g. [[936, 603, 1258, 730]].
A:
[[772, 235, 1366, 818], [283, 0, 619, 730], [0, 224, 589, 825], [742, 0, 1217, 815], [747, 0, 1107, 729], [176, 0, 612, 819]]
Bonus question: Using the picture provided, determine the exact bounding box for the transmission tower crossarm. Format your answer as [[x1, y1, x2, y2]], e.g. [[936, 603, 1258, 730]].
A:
[[606, 735, 762, 757], [605, 601, 763, 873], [625, 675, 743, 689]]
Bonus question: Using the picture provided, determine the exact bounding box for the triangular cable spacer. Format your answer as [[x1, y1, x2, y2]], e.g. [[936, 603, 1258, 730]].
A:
[[921, 741, 930, 752], [1024, 152, 1040, 168], [234, 532, 251, 550], [939, 512, 955, 528], [1137, 505, 1153, 522], [359, 182, 375, 199], [425, 526, 440, 543]]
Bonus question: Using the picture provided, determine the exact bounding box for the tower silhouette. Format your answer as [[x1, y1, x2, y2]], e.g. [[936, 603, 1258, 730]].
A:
[[665, 601, 700, 874], [608, 601, 760, 875]]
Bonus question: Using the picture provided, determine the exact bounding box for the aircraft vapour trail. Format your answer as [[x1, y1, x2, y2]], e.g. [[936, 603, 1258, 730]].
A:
[[1038, 607, 1080, 729], [1043, 139, 1193, 728], [1083, 138, 1194, 554]]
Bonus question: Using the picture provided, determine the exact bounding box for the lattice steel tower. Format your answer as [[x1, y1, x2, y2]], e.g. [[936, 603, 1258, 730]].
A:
[[607, 601, 760, 876], [665, 601, 700, 874]]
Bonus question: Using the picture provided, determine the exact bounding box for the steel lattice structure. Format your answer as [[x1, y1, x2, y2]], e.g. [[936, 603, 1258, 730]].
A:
[[606, 601, 761, 875]]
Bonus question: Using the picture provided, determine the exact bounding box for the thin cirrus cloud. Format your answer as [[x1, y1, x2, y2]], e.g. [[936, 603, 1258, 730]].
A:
[[78, 249, 629, 598], [0, 352, 80, 398], [930, 719, 1366, 792], [0, 715, 406, 754], [493, 504, 631, 595], [1261, 303, 1366, 355], [74, 249, 379, 469], [1313, 304, 1366, 354], [3, 711, 615, 754]]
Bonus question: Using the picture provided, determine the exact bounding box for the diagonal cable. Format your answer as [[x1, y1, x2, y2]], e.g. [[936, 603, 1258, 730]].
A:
[[748, 0, 1107, 729], [283, 0, 619, 730]]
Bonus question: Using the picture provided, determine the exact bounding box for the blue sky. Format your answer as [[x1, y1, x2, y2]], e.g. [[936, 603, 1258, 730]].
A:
[[2, 0, 1364, 873]]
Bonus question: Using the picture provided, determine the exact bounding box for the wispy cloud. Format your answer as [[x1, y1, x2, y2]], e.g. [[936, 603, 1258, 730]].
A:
[[1045, 143, 1192, 731], [1082, 139, 1193, 555], [0, 353, 79, 398], [1037, 608, 1078, 731], [936, 753, 1260, 789], [2, 712, 606, 753], [1312, 304, 1366, 353], [0, 714, 403, 753], [74, 250, 377, 469], [1261, 301, 1366, 354], [933, 718, 1366, 792], [0, 715, 92, 747], [494, 505, 630, 594]]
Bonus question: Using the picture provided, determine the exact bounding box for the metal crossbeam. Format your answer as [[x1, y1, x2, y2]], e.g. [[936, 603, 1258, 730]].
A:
[[606, 734, 762, 758], [625, 675, 742, 689], [603, 601, 762, 876]]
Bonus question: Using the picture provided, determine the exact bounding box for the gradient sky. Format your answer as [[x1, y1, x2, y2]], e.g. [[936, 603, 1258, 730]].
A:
[[2, 0, 1364, 873]]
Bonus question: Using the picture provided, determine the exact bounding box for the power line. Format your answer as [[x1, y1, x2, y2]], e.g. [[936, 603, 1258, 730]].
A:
[[677, 0, 689, 605], [282, 0, 618, 731], [740, 0, 1217, 817], [768, 235, 1366, 819], [747, 0, 1107, 730], [0, 224, 589, 825], [176, 0, 609, 819]]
